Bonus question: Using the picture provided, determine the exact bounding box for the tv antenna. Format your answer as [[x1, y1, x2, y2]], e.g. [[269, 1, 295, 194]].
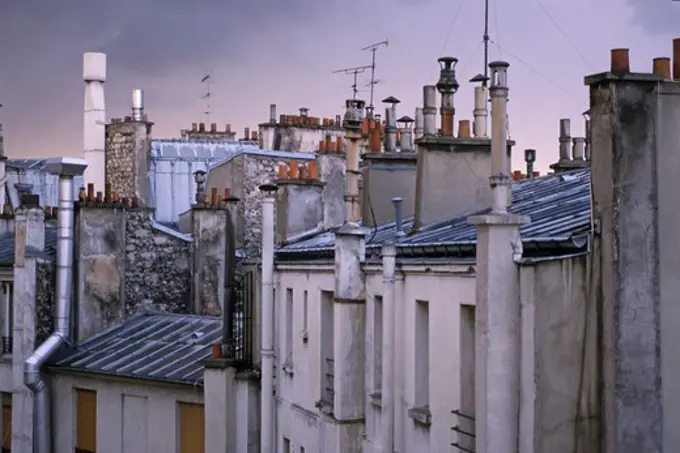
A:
[[200, 73, 213, 121], [483, 0, 490, 87], [333, 65, 372, 100], [362, 40, 388, 116]]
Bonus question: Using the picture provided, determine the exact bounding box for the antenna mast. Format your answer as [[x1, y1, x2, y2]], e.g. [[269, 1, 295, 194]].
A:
[[362, 40, 389, 116], [201, 73, 213, 122], [333, 65, 372, 100], [483, 0, 490, 87]]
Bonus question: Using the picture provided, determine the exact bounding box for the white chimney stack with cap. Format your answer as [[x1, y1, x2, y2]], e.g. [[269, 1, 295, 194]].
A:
[[83, 52, 107, 190]]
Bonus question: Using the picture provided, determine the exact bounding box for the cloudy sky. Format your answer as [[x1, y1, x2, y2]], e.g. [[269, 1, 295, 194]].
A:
[[0, 0, 677, 172]]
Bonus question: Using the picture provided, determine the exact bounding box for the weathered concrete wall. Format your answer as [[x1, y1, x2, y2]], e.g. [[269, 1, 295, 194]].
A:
[[51, 373, 203, 453], [191, 208, 227, 316], [361, 153, 417, 227], [76, 206, 191, 341], [34, 260, 55, 346], [270, 126, 343, 153], [275, 181, 323, 244], [105, 118, 152, 206], [316, 152, 346, 229], [519, 255, 599, 453]]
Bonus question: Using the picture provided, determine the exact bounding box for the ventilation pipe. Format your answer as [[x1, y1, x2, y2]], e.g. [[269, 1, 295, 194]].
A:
[[422, 86, 437, 136], [436, 57, 459, 137], [379, 240, 396, 453], [383, 96, 400, 153], [524, 149, 536, 179], [398, 116, 414, 152], [83, 52, 106, 190], [558, 118, 571, 161], [584, 110, 592, 161], [259, 182, 277, 453], [131, 89, 144, 121], [414, 108, 424, 139], [343, 99, 365, 223], [489, 61, 511, 213], [393, 197, 405, 237], [269, 104, 277, 123], [470, 74, 489, 137], [25, 157, 87, 453], [572, 137, 585, 161]]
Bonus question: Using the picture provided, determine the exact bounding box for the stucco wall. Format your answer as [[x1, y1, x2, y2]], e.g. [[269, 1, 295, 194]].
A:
[[51, 373, 203, 453], [272, 260, 477, 453], [519, 255, 599, 453]]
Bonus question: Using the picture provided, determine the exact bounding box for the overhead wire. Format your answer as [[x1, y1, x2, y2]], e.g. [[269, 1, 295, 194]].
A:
[[440, 0, 468, 53]]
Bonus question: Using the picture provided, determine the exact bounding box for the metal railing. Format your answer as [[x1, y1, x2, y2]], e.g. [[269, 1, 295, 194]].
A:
[[230, 269, 255, 370], [324, 357, 335, 404], [451, 409, 475, 453], [0, 336, 10, 355]]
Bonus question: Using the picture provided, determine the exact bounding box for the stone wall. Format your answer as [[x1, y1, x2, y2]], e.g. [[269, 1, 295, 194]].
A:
[[124, 210, 191, 314], [105, 118, 152, 206], [34, 259, 55, 346]]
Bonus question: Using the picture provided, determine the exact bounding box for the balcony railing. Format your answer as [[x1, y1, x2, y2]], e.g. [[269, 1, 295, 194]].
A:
[[1, 336, 11, 355], [230, 269, 255, 370], [451, 409, 475, 453]]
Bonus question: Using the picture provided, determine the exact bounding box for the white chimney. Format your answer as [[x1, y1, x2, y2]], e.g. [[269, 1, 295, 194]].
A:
[[489, 61, 511, 213], [473, 86, 488, 137], [131, 89, 144, 121], [83, 52, 107, 190]]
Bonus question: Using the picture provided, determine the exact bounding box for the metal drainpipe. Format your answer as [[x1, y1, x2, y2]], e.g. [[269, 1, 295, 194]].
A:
[[24, 157, 87, 453], [259, 183, 277, 453], [379, 241, 396, 452]]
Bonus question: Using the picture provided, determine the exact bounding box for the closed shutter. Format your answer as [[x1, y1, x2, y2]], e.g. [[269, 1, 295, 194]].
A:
[[178, 402, 204, 453], [75, 389, 97, 453]]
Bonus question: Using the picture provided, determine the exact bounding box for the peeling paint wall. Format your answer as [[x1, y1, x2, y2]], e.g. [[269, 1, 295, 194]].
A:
[[76, 206, 191, 342]]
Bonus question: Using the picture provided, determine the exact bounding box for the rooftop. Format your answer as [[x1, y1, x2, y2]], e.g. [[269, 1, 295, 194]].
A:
[[277, 168, 591, 260], [48, 312, 221, 386], [0, 226, 57, 266]]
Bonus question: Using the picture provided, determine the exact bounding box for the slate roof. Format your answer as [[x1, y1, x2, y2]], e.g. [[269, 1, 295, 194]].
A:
[[277, 168, 592, 259], [0, 226, 58, 266], [49, 312, 222, 386]]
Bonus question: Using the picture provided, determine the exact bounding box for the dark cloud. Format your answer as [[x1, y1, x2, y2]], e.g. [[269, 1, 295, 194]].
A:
[[626, 0, 680, 34]]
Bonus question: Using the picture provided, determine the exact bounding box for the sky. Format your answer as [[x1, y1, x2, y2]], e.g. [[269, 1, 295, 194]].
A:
[[0, 0, 678, 172]]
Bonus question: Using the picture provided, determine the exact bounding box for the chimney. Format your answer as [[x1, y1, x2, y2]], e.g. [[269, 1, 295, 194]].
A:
[[611, 48, 630, 74], [436, 57, 460, 137], [83, 52, 107, 191], [584, 111, 592, 161], [414, 108, 424, 140], [383, 96, 400, 153], [270, 104, 277, 123], [335, 114, 342, 126], [316, 140, 347, 230], [244, 127, 250, 140], [299, 107, 309, 117], [199, 122, 206, 132], [524, 149, 536, 178], [572, 137, 586, 161], [413, 57, 501, 230], [392, 197, 405, 237], [584, 42, 680, 451], [210, 123, 217, 133], [0, 123, 5, 209], [131, 89, 144, 121], [422, 86, 437, 135], [13, 188, 44, 267], [275, 162, 324, 244], [550, 118, 589, 172], [343, 99, 365, 223], [559, 118, 571, 160], [488, 61, 511, 212], [470, 74, 489, 137], [398, 116, 415, 152], [653, 57, 671, 80]]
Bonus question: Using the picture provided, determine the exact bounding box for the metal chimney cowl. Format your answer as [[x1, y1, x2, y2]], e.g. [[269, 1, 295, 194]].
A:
[[344, 99, 366, 131]]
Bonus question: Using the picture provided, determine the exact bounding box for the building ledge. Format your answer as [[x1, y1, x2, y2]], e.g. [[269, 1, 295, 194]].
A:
[[408, 406, 432, 427], [315, 399, 334, 417]]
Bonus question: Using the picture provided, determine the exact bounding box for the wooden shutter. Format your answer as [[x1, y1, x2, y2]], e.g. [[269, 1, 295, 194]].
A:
[[75, 389, 97, 453], [178, 402, 204, 453]]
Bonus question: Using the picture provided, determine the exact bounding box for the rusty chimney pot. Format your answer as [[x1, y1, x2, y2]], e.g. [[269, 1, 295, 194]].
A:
[[278, 165, 288, 180], [289, 159, 299, 179], [191, 122, 198, 131], [610, 48, 630, 74], [653, 57, 671, 79], [674, 38, 680, 81], [244, 127, 250, 140], [199, 122, 206, 132], [210, 123, 217, 133], [457, 120, 471, 139], [319, 140, 326, 152], [251, 130, 258, 140], [336, 136, 343, 153], [226, 124, 231, 133]]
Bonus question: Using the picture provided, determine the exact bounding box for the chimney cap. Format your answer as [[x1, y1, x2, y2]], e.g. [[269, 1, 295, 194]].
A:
[[438, 56, 459, 67], [489, 60, 510, 69], [382, 96, 401, 105], [469, 73, 489, 83], [259, 183, 278, 193], [397, 115, 414, 124], [44, 157, 88, 176], [524, 149, 537, 163]]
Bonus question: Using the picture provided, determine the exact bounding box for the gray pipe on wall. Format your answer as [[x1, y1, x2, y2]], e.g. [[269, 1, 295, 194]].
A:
[[24, 157, 87, 453]]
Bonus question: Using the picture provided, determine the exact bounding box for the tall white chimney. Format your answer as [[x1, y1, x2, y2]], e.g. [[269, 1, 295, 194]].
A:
[[83, 52, 107, 190], [489, 61, 511, 213]]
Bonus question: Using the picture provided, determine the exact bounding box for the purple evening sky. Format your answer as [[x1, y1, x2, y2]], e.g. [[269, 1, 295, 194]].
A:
[[0, 0, 677, 172]]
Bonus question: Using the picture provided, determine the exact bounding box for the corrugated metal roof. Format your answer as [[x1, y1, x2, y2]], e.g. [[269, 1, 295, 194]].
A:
[[277, 168, 592, 257], [0, 226, 57, 266], [208, 149, 315, 170], [5, 159, 84, 208], [49, 312, 222, 386], [151, 139, 261, 160]]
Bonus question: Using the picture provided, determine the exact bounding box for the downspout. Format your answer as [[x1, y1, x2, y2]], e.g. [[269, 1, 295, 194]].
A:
[[24, 157, 87, 453], [259, 183, 277, 453], [380, 241, 396, 453]]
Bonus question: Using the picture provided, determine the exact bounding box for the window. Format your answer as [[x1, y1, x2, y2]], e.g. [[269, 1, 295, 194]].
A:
[[285, 288, 293, 367], [414, 300, 430, 408], [373, 295, 384, 392], [283, 437, 291, 453], [459, 304, 476, 450], [1, 283, 12, 355], [2, 392, 11, 453], [178, 402, 204, 453], [320, 291, 334, 404], [75, 389, 97, 453]]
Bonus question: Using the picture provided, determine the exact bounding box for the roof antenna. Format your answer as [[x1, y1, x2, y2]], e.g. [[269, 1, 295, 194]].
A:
[[483, 0, 490, 87], [362, 40, 389, 118], [200, 73, 213, 122], [333, 65, 372, 100]]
